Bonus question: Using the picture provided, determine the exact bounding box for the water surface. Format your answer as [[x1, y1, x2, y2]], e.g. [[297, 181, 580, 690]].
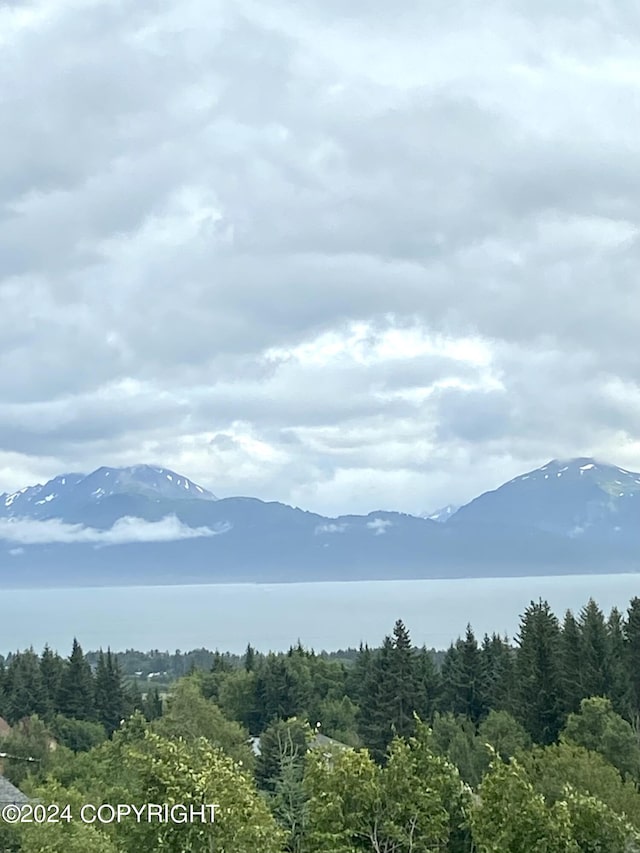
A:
[[2, 573, 638, 654]]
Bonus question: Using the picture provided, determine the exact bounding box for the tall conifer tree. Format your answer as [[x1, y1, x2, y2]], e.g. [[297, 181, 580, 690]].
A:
[[40, 645, 64, 720], [441, 625, 489, 724], [607, 607, 630, 718], [57, 638, 95, 721], [579, 598, 610, 699], [514, 600, 565, 744], [4, 649, 47, 723], [624, 597, 640, 731], [481, 633, 515, 714], [560, 610, 584, 714]]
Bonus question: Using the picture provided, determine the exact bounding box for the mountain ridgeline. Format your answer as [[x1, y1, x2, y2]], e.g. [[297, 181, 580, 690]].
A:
[[0, 458, 638, 586]]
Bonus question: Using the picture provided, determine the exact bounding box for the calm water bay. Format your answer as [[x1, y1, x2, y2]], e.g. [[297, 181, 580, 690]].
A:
[[1, 573, 639, 655]]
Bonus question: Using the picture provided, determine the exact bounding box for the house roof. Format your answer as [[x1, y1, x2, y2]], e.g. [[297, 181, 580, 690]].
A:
[[249, 731, 349, 757], [0, 775, 29, 804]]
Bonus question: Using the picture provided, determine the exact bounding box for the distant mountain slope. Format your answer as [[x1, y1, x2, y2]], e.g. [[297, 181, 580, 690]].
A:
[[449, 457, 640, 541], [422, 505, 460, 523], [0, 458, 638, 587], [0, 465, 216, 522]]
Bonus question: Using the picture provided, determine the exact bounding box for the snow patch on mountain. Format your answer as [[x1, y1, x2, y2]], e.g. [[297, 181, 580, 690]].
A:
[[422, 505, 460, 523], [0, 465, 217, 519]]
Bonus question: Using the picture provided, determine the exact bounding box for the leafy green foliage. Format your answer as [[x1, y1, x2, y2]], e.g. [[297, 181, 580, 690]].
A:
[[562, 696, 640, 781], [304, 721, 471, 853], [51, 714, 106, 752], [152, 676, 255, 769], [8, 594, 640, 852], [470, 754, 578, 852]]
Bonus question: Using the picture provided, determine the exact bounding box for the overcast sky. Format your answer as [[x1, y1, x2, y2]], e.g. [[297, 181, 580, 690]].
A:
[[1, 0, 640, 517]]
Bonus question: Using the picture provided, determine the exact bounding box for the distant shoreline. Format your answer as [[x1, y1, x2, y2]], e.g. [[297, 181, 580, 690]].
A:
[[1, 566, 639, 593]]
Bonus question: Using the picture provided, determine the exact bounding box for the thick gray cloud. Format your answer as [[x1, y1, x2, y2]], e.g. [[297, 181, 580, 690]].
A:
[[1, 0, 639, 515]]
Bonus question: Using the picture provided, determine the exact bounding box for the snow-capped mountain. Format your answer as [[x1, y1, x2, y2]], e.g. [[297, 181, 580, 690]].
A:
[[0, 465, 217, 520], [448, 457, 640, 539], [0, 457, 639, 587]]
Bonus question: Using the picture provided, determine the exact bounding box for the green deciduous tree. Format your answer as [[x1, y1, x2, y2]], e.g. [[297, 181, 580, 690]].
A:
[[122, 731, 285, 853], [430, 712, 484, 787], [563, 785, 640, 853], [520, 741, 640, 830], [304, 721, 471, 853], [478, 709, 531, 763], [470, 754, 577, 852], [561, 696, 640, 782], [153, 676, 254, 769], [51, 714, 106, 752]]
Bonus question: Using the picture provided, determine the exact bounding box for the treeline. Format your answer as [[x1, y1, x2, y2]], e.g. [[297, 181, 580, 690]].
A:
[[0, 640, 161, 753], [83, 645, 397, 679], [4, 595, 640, 851], [107, 596, 639, 760], [2, 596, 639, 755]]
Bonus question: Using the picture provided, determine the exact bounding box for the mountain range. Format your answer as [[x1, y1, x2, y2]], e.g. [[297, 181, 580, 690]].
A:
[[0, 458, 638, 587]]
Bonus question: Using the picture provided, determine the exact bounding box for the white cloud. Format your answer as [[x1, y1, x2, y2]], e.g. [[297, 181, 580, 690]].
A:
[[366, 518, 392, 535], [314, 522, 347, 535], [1, 0, 640, 515], [0, 515, 230, 546]]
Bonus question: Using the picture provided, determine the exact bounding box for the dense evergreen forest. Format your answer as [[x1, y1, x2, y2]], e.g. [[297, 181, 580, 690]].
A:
[[2, 596, 640, 850]]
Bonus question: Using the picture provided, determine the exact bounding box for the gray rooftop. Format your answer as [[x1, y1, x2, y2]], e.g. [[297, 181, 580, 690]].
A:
[[249, 731, 349, 757], [0, 775, 29, 804]]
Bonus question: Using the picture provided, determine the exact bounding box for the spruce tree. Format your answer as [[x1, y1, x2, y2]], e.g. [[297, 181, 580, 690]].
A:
[[346, 643, 372, 708], [57, 638, 95, 721], [387, 619, 420, 739], [211, 650, 233, 673], [0, 658, 5, 717], [440, 625, 489, 724], [607, 607, 630, 719], [357, 636, 396, 761], [415, 645, 441, 722], [255, 717, 310, 793], [624, 597, 640, 732], [253, 655, 305, 728], [94, 649, 128, 735], [4, 649, 47, 723], [560, 610, 584, 714], [514, 600, 565, 744], [578, 598, 610, 699], [143, 687, 164, 721], [357, 622, 428, 760], [481, 633, 515, 714], [244, 643, 256, 672], [40, 645, 64, 720]]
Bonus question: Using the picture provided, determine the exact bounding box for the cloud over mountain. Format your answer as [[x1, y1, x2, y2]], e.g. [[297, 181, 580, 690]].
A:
[[1, 0, 639, 516], [0, 515, 227, 546]]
